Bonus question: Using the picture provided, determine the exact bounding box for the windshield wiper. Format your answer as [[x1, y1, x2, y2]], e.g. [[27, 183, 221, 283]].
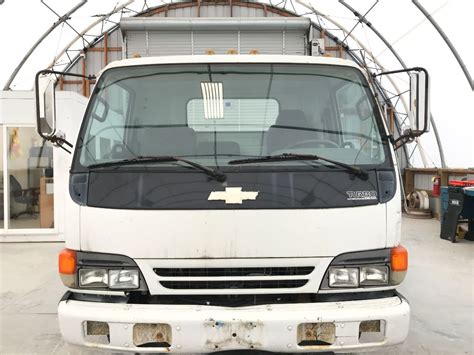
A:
[[88, 156, 227, 182], [229, 153, 368, 179]]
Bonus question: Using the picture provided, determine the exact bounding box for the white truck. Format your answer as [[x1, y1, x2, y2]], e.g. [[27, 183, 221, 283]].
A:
[[35, 17, 429, 353]]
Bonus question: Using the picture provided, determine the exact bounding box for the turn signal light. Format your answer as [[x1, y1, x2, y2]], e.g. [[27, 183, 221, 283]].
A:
[[391, 245, 408, 272], [59, 248, 77, 274]]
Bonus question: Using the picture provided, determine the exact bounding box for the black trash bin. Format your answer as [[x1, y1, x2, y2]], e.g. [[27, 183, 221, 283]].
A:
[[440, 186, 474, 242]]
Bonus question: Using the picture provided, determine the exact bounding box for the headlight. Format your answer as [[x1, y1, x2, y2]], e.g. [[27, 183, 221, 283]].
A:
[[321, 247, 408, 290], [59, 249, 147, 291], [360, 266, 388, 285], [328, 267, 359, 287], [79, 269, 108, 287], [109, 269, 139, 289]]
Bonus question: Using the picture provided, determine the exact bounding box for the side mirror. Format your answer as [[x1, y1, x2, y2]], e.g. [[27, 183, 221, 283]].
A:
[[35, 72, 57, 138], [374, 67, 431, 146], [409, 69, 430, 133], [34, 69, 95, 153]]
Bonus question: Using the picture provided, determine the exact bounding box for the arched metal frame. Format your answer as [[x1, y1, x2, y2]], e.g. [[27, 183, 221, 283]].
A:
[[4, 0, 452, 168]]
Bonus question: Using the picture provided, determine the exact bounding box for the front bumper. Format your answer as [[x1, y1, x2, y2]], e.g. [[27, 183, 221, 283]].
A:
[[58, 293, 410, 353]]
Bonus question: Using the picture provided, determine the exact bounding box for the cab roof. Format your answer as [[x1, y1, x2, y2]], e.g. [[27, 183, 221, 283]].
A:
[[102, 54, 363, 74]]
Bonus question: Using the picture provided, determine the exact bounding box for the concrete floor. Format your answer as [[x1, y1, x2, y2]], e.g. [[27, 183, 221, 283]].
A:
[[0, 216, 473, 354]]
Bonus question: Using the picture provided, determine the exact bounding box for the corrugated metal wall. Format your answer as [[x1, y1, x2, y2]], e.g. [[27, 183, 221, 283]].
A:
[[123, 27, 308, 57]]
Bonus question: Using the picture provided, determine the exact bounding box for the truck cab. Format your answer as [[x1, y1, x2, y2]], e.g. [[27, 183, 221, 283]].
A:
[[35, 34, 430, 351]]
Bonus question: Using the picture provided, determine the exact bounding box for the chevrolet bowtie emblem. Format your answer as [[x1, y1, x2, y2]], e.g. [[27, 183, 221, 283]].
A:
[[208, 187, 259, 204]]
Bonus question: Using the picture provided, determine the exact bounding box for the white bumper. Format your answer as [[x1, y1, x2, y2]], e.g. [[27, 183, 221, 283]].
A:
[[58, 294, 410, 353]]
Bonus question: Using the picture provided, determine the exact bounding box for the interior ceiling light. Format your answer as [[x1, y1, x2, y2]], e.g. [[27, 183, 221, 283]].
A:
[[201, 82, 224, 119]]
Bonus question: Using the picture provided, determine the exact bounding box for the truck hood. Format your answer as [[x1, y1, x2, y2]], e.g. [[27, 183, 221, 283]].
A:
[[79, 205, 387, 258]]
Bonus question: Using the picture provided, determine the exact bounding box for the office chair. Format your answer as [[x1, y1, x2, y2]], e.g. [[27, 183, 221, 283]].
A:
[[9, 175, 39, 219]]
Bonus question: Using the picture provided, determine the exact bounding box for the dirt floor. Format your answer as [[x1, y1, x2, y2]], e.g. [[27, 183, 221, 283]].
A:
[[0, 216, 473, 354]]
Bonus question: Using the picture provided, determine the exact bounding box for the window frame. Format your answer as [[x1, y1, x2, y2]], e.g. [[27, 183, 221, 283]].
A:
[[0, 124, 58, 238], [72, 63, 393, 173]]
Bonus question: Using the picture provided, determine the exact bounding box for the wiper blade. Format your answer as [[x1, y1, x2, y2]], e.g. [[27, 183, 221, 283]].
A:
[[229, 153, 368, 178], [88, 156, 227, 182]]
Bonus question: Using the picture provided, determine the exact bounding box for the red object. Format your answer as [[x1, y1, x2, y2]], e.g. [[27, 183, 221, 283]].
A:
[[449, 180, 474, 187], [432, 175, 441, 196]]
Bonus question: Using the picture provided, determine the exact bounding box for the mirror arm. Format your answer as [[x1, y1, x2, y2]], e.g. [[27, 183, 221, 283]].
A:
[[36, 69, 95, 81], [50, 131, 73, 154], [382, 133, 395, 145], [393, 129, 424, 150]]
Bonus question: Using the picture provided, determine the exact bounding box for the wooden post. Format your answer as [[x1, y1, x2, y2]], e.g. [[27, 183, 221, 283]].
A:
[[404, 169, 415, 195], [440, 169, 449, 186], [103, 32, 109, 67]]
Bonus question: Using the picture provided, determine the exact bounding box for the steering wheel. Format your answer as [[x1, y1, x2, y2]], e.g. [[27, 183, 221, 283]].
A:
[[283, 139, 340, 150]]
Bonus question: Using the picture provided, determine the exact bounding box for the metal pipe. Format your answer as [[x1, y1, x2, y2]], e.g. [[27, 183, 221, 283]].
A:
[[338, 0, 446, 168], [339, 0, 407, 67], [46, 0, 134, 70], [413, 0, 473, 91], [343, 0, 378, 43], [295, 0, 411, 165], [2, 0, 87, 90]]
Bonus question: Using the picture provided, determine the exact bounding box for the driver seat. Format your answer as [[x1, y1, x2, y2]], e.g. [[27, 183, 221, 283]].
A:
[[266, 110, 322, 154]]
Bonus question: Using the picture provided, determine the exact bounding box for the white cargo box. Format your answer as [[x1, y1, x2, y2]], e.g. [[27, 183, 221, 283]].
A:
[[120, 17, 310, 57]]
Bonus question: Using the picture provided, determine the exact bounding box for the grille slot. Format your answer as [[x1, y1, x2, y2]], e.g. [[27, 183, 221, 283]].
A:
[[160, 279, 308, 289], [154, 267, 313, 290], [154, 267, 314, 277]]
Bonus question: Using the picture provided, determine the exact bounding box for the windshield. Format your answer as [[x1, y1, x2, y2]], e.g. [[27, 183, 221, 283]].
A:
[[74, 63, 388, 171]]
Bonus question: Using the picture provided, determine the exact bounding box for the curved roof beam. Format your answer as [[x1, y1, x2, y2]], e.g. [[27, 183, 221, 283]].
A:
[[338, 0, 446, 167], [413, 0, 473, 91], [3, 0, 87, 90], [296, 0, 407, 108], [46, 0, 134, 70], [295, 0, 413, 165], [3, 0, 439, 167]]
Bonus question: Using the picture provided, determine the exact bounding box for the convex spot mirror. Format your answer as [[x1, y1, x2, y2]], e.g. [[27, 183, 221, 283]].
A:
[[356, 96, 372, 121], [409, 69, 430, 133], [35, 73, 57, 138], [91, 96, 109, 122]]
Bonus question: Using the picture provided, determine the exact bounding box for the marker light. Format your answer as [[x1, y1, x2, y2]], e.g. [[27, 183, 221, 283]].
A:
[[391, 246, 408, 271], [58, 248, 77, 287], [328, 267, 359, 288], [390, 245, 408, 285], [59, 248, 76, 274]]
